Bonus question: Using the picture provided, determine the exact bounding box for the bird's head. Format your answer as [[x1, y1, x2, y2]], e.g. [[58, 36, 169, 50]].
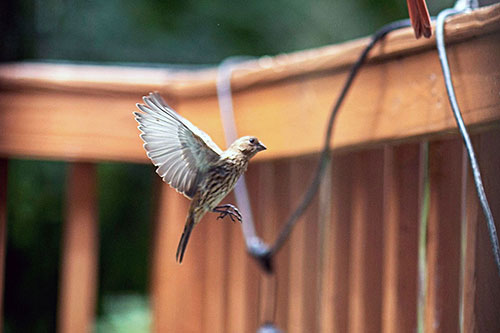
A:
[[229, 136, 267, 159]]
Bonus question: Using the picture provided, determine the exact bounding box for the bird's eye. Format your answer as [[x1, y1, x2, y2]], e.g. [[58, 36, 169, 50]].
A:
[[249, 138, 256, 144]]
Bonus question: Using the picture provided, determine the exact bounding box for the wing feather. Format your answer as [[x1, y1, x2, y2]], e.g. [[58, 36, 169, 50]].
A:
[[134, 92, 222, 198]]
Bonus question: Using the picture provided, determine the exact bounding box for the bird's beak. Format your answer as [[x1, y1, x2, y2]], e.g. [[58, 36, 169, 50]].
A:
[[257, 142, 267, 152]]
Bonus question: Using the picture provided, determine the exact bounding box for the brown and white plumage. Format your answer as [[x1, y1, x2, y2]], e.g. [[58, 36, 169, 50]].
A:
[[134, 92, 266, 263]]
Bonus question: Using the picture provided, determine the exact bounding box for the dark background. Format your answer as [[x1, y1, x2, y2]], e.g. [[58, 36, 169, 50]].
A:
[[1, 0, 453, 331]]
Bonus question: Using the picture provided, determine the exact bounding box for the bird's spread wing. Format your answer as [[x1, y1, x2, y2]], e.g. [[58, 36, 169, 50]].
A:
[[134, 92, 223, 198]]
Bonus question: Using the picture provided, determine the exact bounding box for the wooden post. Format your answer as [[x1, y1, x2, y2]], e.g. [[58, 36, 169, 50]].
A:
[[272, 159, 291, 331], [58, 163, 98, 333], [0, 159, 7, 333], [462, 130, 500, 332], [151, 180, 205, 332], [287, 156, 320, 333], [381, 145, 421, 333], [348, 149, 385, 333], [424, 140, 463, 332], [326, 153, 354, 333]]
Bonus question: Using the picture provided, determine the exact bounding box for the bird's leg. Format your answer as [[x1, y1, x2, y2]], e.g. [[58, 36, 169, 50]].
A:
[[213, 204, 242, 223]]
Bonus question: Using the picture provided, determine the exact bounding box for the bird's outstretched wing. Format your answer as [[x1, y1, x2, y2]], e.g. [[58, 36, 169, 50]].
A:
[[134, 92, 223, 198]]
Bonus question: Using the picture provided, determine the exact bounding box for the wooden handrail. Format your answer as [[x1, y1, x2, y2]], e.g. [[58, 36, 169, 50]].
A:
[[0, 5, 499, 163], [0, 5, 499, 98]]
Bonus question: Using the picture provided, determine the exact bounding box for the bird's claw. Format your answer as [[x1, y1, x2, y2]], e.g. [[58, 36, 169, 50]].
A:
[[213, 204, 242, 223]]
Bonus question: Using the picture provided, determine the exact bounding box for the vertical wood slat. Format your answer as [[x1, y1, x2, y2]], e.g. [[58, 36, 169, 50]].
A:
[[224, 190, 260, 333], [272, 159, 291, 331], [425, 139, 463, 332], [462, 130, 500, 332], [317, 157, 333, 333], [287, 156, 320, 333], [58, 163, 98, 333], [0, 159, 7, 333], [327, 153, 355, 332], [251, 163, 277, 327], [151, 180, 205, 333], [381, 145, 421, 333], [348, 149, 385, 333], [201, 199, 228, 333]]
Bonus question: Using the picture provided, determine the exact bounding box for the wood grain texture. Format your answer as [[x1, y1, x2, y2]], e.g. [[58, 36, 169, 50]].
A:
[[223, 189, 260, 333], [250, 162, 277, 327], [201, 199, 229, 333], [424, 140, 464, 333], [381, 145, 421, 333], [348, 149, 385, 333], [286, 156, 320, 333], [0, 6, 499, 163], [151, 180, 205, 333], [271, 159, 291, 331], [0, 5, 498, 97], [328, 153, 355, 333], [58, 163, 98, 333], [0, 159, 7, 332], [462, 130, 500, 332]]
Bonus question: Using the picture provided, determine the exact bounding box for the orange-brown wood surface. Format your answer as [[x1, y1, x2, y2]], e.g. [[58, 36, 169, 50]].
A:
[[270, 159, 291, 331], [1, 5, 500, 333], [0, 159, 7, 332], [348, 150, 385, 333], [0, 6, 499, 163], [381, 145, 421, 333], [58, 163, 98, 333], [462, 130, 500, 332], [223, 189, 260, 333], [425, 140, 464, 332], [327, 154, 354, 332], [249, 163, 277, 327], [287, 157, 320, 333], [151, 180, 205, 333]]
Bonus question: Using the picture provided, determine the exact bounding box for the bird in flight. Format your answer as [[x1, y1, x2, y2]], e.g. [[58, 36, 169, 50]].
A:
[[134, 92, 266, 263]]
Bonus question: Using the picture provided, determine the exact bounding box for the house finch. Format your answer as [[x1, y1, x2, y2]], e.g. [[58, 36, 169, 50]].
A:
[[407, 0, 432, 38], [134, 92, 266, 263]]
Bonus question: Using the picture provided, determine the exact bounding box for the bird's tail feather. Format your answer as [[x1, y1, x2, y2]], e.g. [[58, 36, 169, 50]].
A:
[[176, 215, 194, 263]]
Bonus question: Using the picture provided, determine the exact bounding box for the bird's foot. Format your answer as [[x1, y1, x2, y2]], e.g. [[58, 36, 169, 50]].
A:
[[213, 204, 242, 223]]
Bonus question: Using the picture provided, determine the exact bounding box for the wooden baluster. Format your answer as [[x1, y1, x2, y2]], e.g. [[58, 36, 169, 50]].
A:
[[287, 156, 320, 333], [0, 159, 7, 332], [224, 189, 260, 332], [317, 155, 333, 333], [381, 145, 421, 332], [151, 179, 205, 332], [348, 149, 385, 333], [272, 159, 291, 331], [253, 162, 277, 328], [424, 139, 463, 332], [58, 163, 98, 333], [326, 153, 355, 332], [201, 200, 229, 333], [462, 130, 500, 332]]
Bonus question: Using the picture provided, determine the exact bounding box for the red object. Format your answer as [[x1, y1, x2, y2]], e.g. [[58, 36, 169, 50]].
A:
[[407, 0, 432, 38]]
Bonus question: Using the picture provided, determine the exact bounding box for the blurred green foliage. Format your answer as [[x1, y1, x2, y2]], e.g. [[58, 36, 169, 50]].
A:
[[3, 0, 453, 332], [7, 0, 453, 64]]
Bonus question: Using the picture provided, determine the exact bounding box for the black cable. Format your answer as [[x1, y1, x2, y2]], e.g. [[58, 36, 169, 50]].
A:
[[436, 8, 500, 275], [253, 19, 415, 270]]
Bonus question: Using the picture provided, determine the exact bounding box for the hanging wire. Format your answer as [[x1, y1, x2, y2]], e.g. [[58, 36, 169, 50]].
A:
[[217, 20, 415, 272], [435, 5, 500, 275], [217, 3, 500, 277], [265, 19, 415, 266], [216, 57, 273, 268]]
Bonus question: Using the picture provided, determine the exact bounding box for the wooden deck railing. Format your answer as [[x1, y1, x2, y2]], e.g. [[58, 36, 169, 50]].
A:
[[0, 4, 499, 332]]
